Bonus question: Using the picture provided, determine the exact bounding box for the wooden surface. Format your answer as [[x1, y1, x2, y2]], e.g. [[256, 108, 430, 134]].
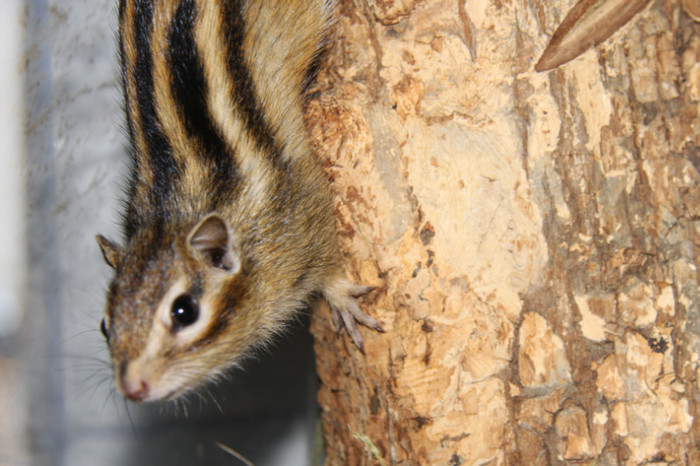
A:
[[308, 0, 700, 464]]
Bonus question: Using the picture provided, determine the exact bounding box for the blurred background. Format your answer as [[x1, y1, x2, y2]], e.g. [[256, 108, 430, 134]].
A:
[[0, 1, 320, 465]]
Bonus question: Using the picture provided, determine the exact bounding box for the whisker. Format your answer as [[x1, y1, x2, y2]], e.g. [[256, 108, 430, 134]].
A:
[[215, 442, 255, 466], [124, 398, 136, 432], [61, 328, 102, 344]]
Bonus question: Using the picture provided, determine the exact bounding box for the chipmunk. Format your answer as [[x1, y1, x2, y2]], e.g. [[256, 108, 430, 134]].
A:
[[96, 0, 383, 402]]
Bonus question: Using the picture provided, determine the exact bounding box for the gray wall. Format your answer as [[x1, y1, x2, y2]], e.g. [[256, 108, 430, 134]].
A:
[[1, 1, 319, 465]]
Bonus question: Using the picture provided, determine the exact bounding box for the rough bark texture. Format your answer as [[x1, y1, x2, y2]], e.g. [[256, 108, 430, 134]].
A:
[[307, 0, 700, 464]]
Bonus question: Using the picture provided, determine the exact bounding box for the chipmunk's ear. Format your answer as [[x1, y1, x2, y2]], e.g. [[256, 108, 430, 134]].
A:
[[187, 214, 240, 273], [96, 235, 124, 269]]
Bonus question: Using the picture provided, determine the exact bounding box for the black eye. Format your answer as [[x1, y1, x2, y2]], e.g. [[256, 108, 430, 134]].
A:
[[170, 295, 199, 330], [100, 318, 109, 340]]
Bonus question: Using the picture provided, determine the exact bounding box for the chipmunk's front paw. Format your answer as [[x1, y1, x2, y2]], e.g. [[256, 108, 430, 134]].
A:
[[324, 282, 384, 352]]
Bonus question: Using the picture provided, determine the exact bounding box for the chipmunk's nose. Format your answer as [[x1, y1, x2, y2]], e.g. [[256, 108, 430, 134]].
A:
[[122, 377, 150, 401], [119, 361, 152, 401]]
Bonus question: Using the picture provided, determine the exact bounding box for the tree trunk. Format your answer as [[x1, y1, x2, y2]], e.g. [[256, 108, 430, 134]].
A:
[[307, 0, 700, 464]]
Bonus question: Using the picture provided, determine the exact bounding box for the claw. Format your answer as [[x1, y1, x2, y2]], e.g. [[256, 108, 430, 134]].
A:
[[338, 307, 365, 352], [346, 299, 384, 332], [330, 306, 342, 331], [350, 285, 375, 297], [324, 279, 384, 351]]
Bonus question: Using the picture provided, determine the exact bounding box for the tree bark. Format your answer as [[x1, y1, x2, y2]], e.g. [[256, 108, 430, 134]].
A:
[[307, 0, 700, 464]]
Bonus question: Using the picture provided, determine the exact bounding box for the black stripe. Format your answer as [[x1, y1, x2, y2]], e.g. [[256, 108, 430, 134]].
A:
[[118, 29, 135, 152], [221, 0, 286, 167], [118, 13, 140, 240], [119, 1, 139, 238], [121, 174, 141, 239], [167, 0, 238, 209], [302, 39, 329, 97], [117, 2, 142, 238], [118, 0, 126, 24], [188, 276, 247, 352], [131, 0, 178, 223]]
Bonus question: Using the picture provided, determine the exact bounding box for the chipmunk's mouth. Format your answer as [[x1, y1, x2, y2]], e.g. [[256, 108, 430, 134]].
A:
[[122, 382, 185, 403]]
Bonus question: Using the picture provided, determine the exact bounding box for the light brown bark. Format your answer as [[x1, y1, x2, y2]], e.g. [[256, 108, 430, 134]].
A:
[[307, 0, 700, 464]]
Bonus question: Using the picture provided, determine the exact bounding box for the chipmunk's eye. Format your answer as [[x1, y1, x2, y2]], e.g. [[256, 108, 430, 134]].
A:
[[170, 295, 199, 330], [100, 318, 109, 340]]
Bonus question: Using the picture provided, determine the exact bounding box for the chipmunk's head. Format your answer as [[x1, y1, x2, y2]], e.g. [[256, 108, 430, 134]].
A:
[[96, 214, 258, 402]]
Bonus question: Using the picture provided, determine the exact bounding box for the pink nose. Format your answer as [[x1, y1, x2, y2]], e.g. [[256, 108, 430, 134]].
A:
[[122, 378, 150, 401]]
